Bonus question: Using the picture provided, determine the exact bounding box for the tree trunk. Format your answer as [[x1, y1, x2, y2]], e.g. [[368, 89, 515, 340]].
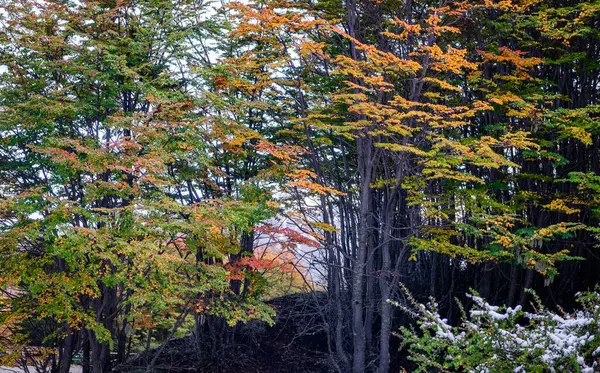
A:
[[352, 135, 372, 373], [57, 326, 74, 373], [82, 331, 91, 373], [377, 194, 396, 373]]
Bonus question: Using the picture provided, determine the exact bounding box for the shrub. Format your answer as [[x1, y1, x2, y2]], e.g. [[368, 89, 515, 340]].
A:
[[392, 286, 600, 373]]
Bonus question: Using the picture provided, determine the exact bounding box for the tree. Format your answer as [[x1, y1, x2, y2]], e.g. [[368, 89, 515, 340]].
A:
[[0, 0, 277, 371]]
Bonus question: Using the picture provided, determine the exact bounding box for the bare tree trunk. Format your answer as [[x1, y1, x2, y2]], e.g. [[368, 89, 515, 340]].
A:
[[377, 178, 403, 373], [57, 326, 74, 373], [332, 251, 350, 370], [82, 331, 91, 373], [364, 227, 376, 355], [352, 135, 372, 373], [520, 269, 535, 305], [377, 201, 394, 373], [507, 265, 519, 306], [89, 285, 116, 373]]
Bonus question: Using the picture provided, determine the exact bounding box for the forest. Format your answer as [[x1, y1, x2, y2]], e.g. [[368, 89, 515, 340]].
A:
[[0, 0, 599, 372]]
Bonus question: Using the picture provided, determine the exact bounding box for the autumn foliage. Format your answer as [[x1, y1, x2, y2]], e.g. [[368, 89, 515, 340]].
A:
[[1, 0, 600, 372]]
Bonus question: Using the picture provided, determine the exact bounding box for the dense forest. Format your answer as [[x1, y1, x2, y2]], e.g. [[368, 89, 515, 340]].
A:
[[1, 0, 600, 372]]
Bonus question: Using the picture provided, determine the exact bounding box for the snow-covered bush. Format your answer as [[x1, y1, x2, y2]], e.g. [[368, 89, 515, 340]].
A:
[[392, 286, 600, 373]]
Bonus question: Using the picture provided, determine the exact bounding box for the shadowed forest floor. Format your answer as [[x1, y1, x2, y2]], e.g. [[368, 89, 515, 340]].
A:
[[113, 294, 332, 373]]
